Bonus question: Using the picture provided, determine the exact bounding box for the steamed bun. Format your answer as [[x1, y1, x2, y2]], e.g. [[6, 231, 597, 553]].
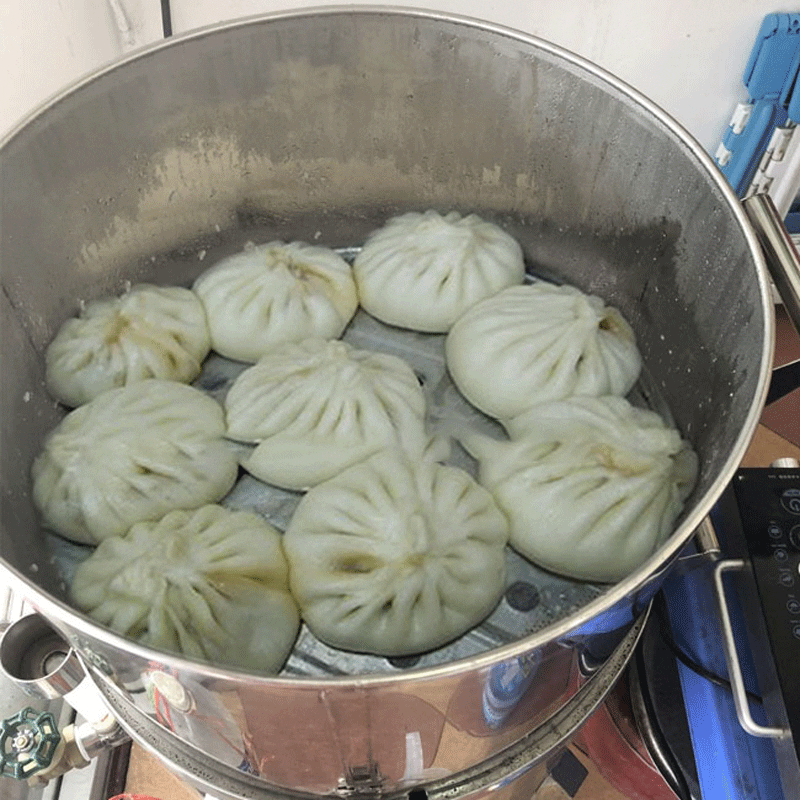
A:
[[353, 210, 525, 332], [70, 505, 299, 673], [193, 241, 358, 362], [465, 396, 698, 583], [283, 449, 509, 656], [32, 380, 239, 545], [445, 282, 642, 421], [45, 284, 210, 407], [225, 338, 431, 490]]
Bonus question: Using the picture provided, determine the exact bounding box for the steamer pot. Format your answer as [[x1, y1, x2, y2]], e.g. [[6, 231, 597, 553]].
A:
[[0, 7, 784, 798]]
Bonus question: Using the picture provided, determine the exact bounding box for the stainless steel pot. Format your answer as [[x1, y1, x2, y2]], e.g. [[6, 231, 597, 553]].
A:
[[0, 6, 788, 798]]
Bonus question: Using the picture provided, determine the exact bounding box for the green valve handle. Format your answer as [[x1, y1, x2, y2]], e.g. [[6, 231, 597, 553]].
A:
[[0, 707, 62, 781]]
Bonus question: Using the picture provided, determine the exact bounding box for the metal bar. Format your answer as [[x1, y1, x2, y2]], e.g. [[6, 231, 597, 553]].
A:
[[160, 0, 173, 38], [743, 192, 800, 337], [711, 559, 790, 739], [694, 516, 721, 556]]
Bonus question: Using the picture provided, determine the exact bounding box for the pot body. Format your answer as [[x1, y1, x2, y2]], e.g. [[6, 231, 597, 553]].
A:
[[89, 614, 648, 800], [0, 7, 773, 796]]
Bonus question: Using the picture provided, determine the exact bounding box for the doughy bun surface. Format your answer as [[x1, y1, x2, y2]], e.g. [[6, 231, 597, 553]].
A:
[[193, 241, 358, 362], [225, 338, 429, 490], [32, 380, 238, 545], [284, 449, 509, 656], [45, 284, 210, 407], [353, 210, 525, 333], [70, 504, 300, 673], [466, 395, 698, 583], [446, 282, 642, 420]]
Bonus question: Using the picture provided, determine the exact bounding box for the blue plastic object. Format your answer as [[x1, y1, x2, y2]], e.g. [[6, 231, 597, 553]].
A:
[[717, 13, 800, 196], [661, 555, 785, 800]]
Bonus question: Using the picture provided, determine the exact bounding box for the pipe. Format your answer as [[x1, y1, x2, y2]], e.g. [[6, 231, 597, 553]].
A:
[[0, 613, 129, 784]]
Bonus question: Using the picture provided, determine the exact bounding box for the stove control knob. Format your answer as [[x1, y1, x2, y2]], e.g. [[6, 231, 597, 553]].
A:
[[771, 458, 800, 469], [789, 524, 800, 551], [780, 488, 800, 516]]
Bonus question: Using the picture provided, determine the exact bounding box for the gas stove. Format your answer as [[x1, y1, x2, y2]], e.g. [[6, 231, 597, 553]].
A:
[[638, 463, 800, 800]]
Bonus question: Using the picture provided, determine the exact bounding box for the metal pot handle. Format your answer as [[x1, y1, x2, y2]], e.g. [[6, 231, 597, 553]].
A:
[[742, 192, 800, 335], [711, 558, 789, 739]]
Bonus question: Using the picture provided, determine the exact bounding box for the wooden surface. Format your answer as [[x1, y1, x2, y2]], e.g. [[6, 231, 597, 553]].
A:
[[123, 742, 630, 800]]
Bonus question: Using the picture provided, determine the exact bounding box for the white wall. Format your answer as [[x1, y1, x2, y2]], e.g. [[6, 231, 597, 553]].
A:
[[0, 1, 786, 153], [0, 0, 161, 136]]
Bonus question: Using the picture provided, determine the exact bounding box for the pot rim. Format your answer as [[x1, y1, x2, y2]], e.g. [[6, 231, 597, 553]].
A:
[[0, 4, 776, 687]]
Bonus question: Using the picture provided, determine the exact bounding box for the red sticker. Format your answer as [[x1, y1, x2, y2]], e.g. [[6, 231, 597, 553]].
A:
[[107, 795, 164, 800]]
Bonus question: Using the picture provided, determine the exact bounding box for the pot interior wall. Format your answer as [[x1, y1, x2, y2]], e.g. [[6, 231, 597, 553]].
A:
[[1, 12, 765, 602]]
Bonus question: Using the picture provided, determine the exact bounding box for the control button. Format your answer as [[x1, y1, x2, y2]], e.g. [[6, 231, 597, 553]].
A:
[[774, 548, 789, 563], [794, 624, 800, 641], [779, 572, 795, 587], [768, 523, 783, 539], [788, 599, 800, 616], [789, 524, 800, 552], [781, 488, 800, 516]]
